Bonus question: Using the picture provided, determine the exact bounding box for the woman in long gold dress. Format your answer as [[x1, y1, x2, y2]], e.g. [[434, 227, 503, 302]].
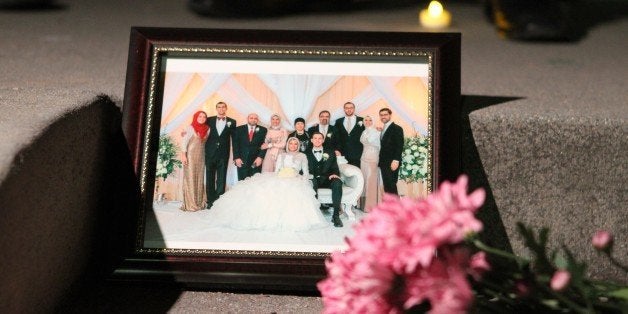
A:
[[180, 111, 209, 211]]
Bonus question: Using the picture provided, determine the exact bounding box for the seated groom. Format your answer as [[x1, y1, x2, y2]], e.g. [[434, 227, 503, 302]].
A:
[[305, 132, 343, 227]]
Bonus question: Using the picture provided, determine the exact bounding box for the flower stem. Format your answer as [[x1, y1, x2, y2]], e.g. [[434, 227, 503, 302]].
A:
[[475, 281, 517, 306], [472, 239, 528, 266], [539, 285, 589, 314], [575, 285, 594, 313], [607, 253, 628, 273]]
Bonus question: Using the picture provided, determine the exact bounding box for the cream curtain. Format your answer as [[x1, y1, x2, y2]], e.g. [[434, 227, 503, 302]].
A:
[[161, 73, 230, 134], [368, 77, 428, 136], [258, 74, 339, 129]]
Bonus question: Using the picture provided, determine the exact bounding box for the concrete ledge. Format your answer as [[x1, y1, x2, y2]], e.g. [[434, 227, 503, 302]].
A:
[[470, 106, 627, 282], [0, 96, 121, 312]]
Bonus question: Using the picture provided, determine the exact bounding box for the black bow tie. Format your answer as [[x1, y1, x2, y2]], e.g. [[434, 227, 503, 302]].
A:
[[218, 117, 225, 121], [314, 150, 322, 155]]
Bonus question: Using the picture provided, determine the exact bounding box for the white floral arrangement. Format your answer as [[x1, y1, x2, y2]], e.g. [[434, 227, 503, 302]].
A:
[[327, 132, 332, 138], [156, 134, 182, 180], [399, 135, 429, 183], [358, 120, 363, 126], [277, 167, 297, 178], [322, 153, 330, 161], [227, 121, 232, 127]]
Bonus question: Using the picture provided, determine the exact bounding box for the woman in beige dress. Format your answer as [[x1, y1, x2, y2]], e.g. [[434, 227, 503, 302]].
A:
[[359, 115, 381, 212], [180, 111, 209, 211], [261, 113, 288, 172]]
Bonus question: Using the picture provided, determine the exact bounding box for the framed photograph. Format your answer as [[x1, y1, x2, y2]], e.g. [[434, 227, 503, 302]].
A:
[[116, 27, 461, 290]]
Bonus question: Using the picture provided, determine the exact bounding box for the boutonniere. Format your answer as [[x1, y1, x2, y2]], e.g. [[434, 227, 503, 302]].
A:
[[327, 132, 332, 138], [227, 121, 232, 127], [358, 121, 363, 127], [255, 127, 259, 132], [322, 153, 329, 161]]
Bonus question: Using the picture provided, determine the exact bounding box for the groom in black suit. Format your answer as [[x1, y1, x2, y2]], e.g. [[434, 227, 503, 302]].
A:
[[306, 132, 343, 227], [378, 108, 404, 195], [232, 113, 268, 181], [205, 101, 236, 208]]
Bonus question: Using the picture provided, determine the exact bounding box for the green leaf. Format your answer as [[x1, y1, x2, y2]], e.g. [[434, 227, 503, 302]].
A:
[[554, 254, 568, 269], [539, 227, 549, 247], [516, 223, 555, 274], [541, 298, 561, 309], [562, 246, 587, 278], [609, 288, 628, 300]]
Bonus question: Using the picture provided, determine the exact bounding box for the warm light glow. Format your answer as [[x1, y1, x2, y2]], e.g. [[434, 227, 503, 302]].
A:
[[427, 1, 444, 17], [419, 0, 452, 29]]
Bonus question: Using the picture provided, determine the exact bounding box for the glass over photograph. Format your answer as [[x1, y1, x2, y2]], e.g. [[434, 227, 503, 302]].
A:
[[144, 56, 431, 254]]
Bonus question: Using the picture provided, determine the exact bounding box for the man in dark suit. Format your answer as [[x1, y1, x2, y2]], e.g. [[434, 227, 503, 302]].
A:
[[378, 108, 404, 195], [305, 132, 343, 227], [334, 101, 365, 167], [204, 101, 236, 208], [307, 110, 339, 153], [232, 113, 267, 181]]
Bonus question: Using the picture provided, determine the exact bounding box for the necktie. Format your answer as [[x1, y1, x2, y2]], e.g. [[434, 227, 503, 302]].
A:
[[248, 128, 254, 141], [346, 116, 352, 132]]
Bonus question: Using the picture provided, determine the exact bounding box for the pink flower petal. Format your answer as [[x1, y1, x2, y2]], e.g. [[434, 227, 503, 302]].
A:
[[469, 251, 491, 280], [592, 230, 613, 251], [550, 270, 571, 291]]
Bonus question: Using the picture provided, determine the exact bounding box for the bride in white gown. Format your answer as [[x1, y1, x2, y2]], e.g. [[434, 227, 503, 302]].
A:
[[204, 137, 329, 231]]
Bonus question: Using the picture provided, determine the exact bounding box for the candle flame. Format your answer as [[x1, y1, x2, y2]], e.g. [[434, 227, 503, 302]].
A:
[[427, 1, 444, 17]]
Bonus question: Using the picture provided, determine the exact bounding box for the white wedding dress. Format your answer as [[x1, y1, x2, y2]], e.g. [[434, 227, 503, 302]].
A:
[[203, 152, 329, 231]]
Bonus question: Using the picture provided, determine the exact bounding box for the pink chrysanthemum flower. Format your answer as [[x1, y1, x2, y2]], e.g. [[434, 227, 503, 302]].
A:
[[318, 250, 397, 314], [319, 175, 487, 313]]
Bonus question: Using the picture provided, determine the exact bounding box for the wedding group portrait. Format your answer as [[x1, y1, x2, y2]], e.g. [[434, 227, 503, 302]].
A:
[[145, 57, 432, 254]]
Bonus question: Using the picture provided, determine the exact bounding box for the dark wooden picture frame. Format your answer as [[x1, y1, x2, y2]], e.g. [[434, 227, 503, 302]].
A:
[[116, 27, 461, 291]]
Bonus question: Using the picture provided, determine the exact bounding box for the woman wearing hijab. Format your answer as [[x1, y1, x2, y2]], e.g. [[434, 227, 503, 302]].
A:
[[359, 115, 381, 212], [274, 136, 310, 177], [203, 137, 328, 231], [261, 113, 288, 173], [180, 111, 210, 211]]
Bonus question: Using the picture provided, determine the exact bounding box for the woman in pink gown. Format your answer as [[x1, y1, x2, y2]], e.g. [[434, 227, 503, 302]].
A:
[[261, 113, 288, 172]]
